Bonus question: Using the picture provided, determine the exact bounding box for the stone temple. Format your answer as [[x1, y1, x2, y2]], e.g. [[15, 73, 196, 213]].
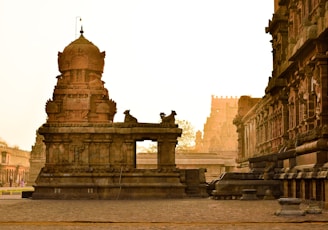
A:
[[32, 30, 206, 199]]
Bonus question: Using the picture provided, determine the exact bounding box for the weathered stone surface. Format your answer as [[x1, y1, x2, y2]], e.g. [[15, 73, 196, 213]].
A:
[[33, 30, 206, 199], [240, 189, 258, 200], [275, 198, 306, 216], [305, 199, 323, 214], [233, 0, 328, 208], [212, 177, 281, 200]]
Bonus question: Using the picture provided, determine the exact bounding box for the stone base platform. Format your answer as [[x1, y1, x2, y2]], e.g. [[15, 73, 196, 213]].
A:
[[33, 168, 189, 199], [275, 198, 306, 216]]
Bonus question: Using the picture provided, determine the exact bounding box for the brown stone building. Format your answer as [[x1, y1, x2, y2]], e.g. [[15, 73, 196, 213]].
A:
[[32, 30, 207, 199], [0, 139, 30, 187], [234, 0, 328, 207], [30, 95, 238, 184]]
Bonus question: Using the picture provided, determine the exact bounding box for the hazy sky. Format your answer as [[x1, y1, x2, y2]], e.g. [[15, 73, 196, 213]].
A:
[[0, 0, 273, 151]]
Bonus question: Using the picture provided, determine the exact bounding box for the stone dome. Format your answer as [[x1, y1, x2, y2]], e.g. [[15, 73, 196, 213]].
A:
[[58, 31, 105, 73]]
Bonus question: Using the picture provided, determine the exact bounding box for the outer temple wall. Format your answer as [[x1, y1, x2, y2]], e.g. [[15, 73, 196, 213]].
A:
[[234, 0, 328, 208]]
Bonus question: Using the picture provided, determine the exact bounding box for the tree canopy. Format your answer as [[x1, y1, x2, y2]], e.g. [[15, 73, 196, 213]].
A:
[[143, 119, 196, 153], [176, 119, 196, 152]]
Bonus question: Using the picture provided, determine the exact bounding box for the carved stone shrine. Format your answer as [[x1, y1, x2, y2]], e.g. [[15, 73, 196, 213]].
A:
[[32, 30, 204, 199]]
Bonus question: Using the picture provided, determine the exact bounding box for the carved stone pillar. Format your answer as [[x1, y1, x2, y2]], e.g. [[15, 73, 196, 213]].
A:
[[63, 142, 70, 164], [157, 137, 176, 169], [122, 140, 136, 169], [70, 144, 85, 166], [44, 142, 50, 165], [300, 179, 306, 200], [49, 143, 60, 164], [105, 140, 112, 166], [283, 180, 288, 197], [324, 180, 328, 209], [237, 127, 244, 160], [281, 99, 289, 140], [86, 143, 93, 164]]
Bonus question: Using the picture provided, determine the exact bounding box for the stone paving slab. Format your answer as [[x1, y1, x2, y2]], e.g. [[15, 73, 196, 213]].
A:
[[0, 198, 327, 229]]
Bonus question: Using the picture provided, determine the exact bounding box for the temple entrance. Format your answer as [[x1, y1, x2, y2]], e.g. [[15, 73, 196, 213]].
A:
[[136, 140, 158, 169]]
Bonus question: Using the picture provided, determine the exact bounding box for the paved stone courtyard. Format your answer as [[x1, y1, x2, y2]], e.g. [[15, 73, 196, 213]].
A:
[[0, 196, 327, 230]]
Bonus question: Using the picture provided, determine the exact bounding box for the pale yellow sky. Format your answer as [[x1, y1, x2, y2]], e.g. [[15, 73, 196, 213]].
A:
[[0, 0, 273, 150]]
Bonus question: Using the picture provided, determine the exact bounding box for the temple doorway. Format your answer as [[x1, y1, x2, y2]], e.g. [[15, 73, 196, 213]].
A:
[[136, 140, 158, 169]]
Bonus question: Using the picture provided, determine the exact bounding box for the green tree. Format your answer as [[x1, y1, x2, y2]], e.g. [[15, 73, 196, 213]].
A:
[[176, 119, 196, 152], [144, 119, 196, 153], [145, 143, 157, 153]]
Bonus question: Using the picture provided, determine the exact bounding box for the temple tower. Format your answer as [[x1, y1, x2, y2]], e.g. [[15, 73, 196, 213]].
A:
[[46, 30, 117, 123], [202, 96, 238, 154]]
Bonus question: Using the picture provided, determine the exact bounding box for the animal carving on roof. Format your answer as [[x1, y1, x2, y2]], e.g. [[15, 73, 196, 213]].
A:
[[160, 110, 177, 126], [124, 110, 138, 123]]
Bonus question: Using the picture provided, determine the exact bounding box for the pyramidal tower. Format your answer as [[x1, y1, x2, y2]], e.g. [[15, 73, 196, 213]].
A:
[[46, 29, 117, 123]]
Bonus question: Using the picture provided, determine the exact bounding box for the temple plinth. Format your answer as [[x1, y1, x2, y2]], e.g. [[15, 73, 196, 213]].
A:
[[32, 31, 206, 199]]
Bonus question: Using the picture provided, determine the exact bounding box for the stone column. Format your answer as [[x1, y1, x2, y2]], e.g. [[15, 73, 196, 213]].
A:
[[157, 138, 177, 170], [283, 180, 289, 197], [63, 142, 70, 164], [324, 180, 328, 209], [123, 140, 136, 169], [106, 140, 112, 166], [281, 97, 289, 140], [48, 143, 60, 164], [45, 143, 50, 165], [312, 180, 316, 200], [300, 179, 306, 199], [85, 143, 92, 164], [291, 179, 296, 197]]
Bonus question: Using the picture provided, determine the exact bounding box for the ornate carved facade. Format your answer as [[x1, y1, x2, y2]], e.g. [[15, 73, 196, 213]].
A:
[[234, 0, 328, 208], [0, 139, 30, 187], [33, 30, 206, 199]]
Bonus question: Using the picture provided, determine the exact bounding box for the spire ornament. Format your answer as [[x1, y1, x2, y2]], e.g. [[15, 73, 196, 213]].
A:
[[75, 16, 82, 38]]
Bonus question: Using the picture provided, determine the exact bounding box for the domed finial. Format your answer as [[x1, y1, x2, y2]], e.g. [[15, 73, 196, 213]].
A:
[[80, 26, 84, 35]]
